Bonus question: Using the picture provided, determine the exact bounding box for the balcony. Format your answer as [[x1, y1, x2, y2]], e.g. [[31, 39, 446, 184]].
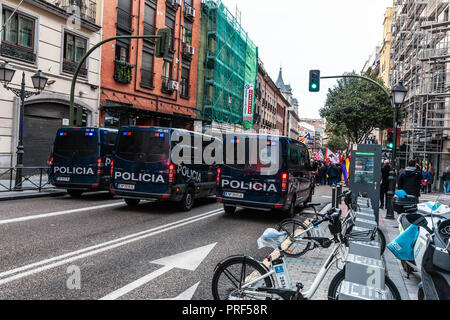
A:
[[114, 60, 134, 84], [0, 42, 36, 64], [32, 0, 99, 30], [161, 76, 175, 94], [140, 69, 154, 89], [117, 7, 133, 32], [63, 59, 88, 77]]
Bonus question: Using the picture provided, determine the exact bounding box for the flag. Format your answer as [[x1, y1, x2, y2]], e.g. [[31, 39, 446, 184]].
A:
[[342, 157, 351, 183], [326, 148, 339, 164], [299, 133, 311, 143]]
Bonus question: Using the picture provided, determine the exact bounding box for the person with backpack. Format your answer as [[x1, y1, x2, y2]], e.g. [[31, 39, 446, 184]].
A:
[[397, 159, 422, 199], [443, 167, 450, 194]]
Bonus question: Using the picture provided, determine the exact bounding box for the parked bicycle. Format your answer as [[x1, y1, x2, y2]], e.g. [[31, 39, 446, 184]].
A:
[[277, 191, 386, 257], [211, 207, 401, 300]]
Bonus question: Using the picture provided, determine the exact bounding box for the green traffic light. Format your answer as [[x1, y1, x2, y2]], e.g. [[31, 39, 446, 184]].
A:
[[387, 143, 394, 149]]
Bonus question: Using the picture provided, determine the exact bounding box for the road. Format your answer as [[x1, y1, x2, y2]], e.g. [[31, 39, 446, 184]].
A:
[[0, 186, 332, 300]]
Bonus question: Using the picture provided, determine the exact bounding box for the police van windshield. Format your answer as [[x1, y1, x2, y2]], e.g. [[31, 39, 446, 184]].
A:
[[223, 136, 280, 173], [54, 131, 98, 158], [117, 131, 169, 162]]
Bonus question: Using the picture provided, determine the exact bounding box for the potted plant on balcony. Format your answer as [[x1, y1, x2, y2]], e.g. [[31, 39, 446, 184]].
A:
[[114, 60, 134, 84]]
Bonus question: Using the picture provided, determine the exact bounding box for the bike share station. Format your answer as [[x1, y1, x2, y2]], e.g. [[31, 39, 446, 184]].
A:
[[337, 144, 390, 299]]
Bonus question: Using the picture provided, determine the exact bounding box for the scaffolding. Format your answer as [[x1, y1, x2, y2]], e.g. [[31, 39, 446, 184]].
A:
[[390, 0, 450, 180], [197, 0, 258, 127]]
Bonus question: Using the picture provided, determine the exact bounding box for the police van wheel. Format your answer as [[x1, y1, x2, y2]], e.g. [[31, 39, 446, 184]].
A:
[[180, 188, 195, 211], [223, 206, 236, 215], [125, 199, 140, 207], [67, 190, 83, 198]]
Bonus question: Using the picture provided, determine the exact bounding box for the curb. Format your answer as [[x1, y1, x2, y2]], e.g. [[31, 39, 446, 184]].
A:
[[0, 190, 66, 201]]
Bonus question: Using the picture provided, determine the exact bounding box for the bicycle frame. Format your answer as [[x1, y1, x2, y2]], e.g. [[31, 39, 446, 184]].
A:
[[239, 241, 346, 300]]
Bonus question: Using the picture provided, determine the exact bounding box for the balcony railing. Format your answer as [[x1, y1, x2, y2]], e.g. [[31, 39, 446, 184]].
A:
[[60, 0, 97, 24], [117, 7, 133, 32], [63, 59, 88, 77], [161, 76, 175, 94], [140, 68, 154, 89], [0, 42, 36, 63]]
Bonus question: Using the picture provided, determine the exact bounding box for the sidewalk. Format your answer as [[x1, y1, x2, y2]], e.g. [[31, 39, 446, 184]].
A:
[[0, 188, 66, 201], [379, 208, 421, 300]]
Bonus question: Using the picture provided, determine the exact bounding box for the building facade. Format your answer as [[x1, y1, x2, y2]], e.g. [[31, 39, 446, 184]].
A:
[[100, 0, 200, 130], [390, 0, 450, 190], [254, 59, 278, 134], [0, 0, 103, 167]]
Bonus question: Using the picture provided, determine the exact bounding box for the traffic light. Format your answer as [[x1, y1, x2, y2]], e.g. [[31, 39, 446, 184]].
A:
[[156, 28, 171, 58], [309, 70, 321, 92], [387, 130, 394, 149]]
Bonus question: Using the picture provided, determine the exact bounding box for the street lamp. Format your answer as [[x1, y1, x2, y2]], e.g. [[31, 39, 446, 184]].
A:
[[386, 81, 408, 219], [0, 61, 48, 191]]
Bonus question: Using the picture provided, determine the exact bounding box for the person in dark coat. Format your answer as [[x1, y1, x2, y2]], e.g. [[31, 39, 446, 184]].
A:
[[443, 167, 450, 194], [327, 163, 339, 186], [380, 160, 391, 209], [397, 160, 422, 199], [319, 162, 328, 185]]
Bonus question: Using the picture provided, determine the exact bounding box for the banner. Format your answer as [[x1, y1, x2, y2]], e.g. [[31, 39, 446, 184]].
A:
[[299, 133, 311, 143], [243, 83, 254, 122]]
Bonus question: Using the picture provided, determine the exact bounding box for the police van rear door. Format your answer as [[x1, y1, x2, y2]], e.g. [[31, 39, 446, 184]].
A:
[[51, 128, 100, 185], [113, 128, 170, 195], [220, 135, 283, 205]]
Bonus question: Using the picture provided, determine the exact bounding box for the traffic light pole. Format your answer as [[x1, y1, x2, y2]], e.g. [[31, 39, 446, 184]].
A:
[[69, 34, 163, 126], [320, 75, 391, 98]]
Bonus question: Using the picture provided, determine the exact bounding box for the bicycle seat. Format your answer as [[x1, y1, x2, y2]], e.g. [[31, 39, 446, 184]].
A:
[[305, 202, 321, 208]]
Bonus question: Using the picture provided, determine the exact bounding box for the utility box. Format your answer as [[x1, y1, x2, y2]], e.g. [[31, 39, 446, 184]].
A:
[[349, 144, 382, 224]]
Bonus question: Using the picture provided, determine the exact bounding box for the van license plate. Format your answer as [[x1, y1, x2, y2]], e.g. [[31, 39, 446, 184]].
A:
[[56, 177, 70, 182], [117, 184, 135, 190], [224, 192, 244, 199]]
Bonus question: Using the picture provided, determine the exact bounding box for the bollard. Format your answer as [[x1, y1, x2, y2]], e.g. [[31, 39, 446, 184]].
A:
[[337, 183, 343, 205], [332, 186, 337, 208]]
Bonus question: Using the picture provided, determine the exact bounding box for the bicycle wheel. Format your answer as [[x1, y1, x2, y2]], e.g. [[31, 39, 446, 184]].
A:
[[277, 219, 313, 257], [377, 229, 387, 256], [327, 269, 401, 300], [212, 256, 273, 300]]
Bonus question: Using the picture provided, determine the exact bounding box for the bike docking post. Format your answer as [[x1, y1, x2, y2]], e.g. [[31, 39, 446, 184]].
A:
[[339, 186, 387, 300], [332, 186, 337, 209]]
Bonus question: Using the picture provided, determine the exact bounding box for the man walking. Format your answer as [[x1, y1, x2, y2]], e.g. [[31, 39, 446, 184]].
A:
[[398, 159, 422, 200], [380, 160, 391, 209], [443, 167, 450, 194], [327, 162, 339, 186]]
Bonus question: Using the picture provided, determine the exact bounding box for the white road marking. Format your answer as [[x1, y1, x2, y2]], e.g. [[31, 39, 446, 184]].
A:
[[0, 202, 125, 225], [101, 243, 216, 300], [0, 209, 223, 286]]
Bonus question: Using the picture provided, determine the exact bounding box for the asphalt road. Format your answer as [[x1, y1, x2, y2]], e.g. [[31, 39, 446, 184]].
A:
[[0, 186, 333, 300]]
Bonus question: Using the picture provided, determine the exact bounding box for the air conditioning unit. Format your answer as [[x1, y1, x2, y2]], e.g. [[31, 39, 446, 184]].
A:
[[185, 6, 196, 18], [169, 80, 179, 91], [184, 45, 195, 56], [167, 0, 181, 7]]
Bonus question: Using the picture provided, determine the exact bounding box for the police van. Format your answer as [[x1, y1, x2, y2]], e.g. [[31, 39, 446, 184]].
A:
[[49, 127, 118, 197], [110, 126, 220, 211], [216, 134, 314, 217]]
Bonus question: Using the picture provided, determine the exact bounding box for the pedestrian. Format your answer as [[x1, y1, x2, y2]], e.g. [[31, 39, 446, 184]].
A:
[[327, 162, 339, 186], [380, 160, 391, 209], [421, 167, 431, 194], [397, 159, 422, 200], [320, 162, 328, 185], [428, 165, 434, 193], [443, 167, 450, 195]]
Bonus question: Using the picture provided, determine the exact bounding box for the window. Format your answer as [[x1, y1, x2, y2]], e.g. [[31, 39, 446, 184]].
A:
[[1, 8, 36, 63], [165, 11, 175, 52], [162, 60, 173, 93], [183, 22, 193, 45], [141, 49, 154, 88], [115, 36, 130, 62], [180, 65, 190, 98], [63, 32, 87, 75]]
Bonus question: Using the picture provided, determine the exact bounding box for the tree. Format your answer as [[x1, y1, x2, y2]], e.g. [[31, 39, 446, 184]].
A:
[[320, 71, 402, 146], [325, 123, 349, 154]]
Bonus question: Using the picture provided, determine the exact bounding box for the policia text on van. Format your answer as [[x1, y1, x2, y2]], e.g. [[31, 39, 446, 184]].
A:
[[48, 127, 118, 197], [110, 126, 219, 211], [216, 135, 314, 217]]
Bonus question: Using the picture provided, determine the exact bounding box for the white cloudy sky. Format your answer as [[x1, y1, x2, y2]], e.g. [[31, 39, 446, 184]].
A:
[[221, 0, 394, 118]]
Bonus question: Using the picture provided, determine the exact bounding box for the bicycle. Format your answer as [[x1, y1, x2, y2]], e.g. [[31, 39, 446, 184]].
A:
[[211, 208, 401, 300], [277, 191, 386, 257]]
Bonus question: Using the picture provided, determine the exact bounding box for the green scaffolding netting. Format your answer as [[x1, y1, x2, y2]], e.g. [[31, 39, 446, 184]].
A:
[[197, 0, 258, 129]]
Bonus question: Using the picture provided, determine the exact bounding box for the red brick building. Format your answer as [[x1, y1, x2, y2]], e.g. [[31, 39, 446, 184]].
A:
[[100, 0, 200, 129]]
